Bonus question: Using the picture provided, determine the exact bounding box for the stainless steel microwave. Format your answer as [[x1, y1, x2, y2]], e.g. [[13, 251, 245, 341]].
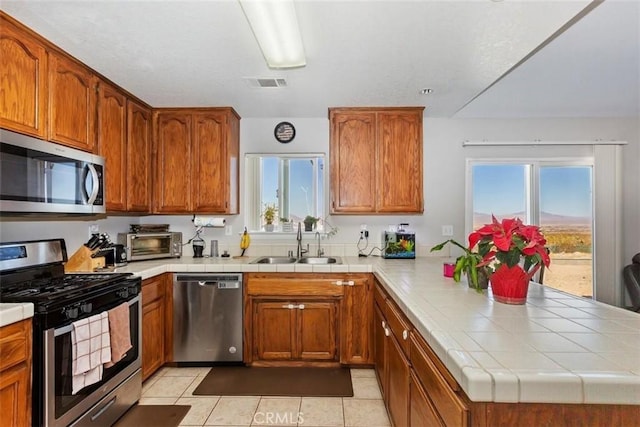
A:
[[117, 232, 183, 262], [0, 129, 105, 214]]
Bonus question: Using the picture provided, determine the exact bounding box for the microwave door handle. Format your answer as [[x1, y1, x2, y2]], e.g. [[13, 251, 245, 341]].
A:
[[84, 163, 100, 204]]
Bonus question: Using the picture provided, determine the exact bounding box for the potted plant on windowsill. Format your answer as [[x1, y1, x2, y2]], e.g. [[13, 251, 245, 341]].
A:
[[262, 203, 277, 232], [303, 215, 318, 232], [430, 239, 489, 291], [280, 217, 293, 232]]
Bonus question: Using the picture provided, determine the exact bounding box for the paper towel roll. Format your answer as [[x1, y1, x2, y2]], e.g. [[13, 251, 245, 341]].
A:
[[193, 216, 226, 227]]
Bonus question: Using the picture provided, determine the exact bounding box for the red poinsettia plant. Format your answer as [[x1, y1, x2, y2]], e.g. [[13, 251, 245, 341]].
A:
[[468, 216, 551, 299]]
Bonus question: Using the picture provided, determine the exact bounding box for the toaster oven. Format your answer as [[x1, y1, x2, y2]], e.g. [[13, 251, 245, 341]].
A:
[[117, 232, 182, 261]]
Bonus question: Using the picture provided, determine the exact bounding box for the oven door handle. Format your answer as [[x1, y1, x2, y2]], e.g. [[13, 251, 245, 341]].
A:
[[54, 295, 140, 337]]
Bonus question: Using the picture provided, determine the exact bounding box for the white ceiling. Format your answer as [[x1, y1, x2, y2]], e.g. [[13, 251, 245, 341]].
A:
[[1, 0, 638, 119]]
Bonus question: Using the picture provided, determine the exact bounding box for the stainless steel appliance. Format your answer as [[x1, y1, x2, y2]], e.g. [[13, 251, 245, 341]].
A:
[[0, 129, 105, 215], [0, 239, 141, 427], [173, 273, 243, 362], [117, 232, 182, 262]]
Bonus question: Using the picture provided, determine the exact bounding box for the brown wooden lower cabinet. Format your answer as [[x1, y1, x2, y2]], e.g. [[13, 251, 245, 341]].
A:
[[375, 279, 640, 427], [410, 371, 444, 427], [252, 299, 339, 362], [244, 273, 372, 366], [387, 332, 410, 427], [142, 274, 168, 380], [0, 318, 32, 427]]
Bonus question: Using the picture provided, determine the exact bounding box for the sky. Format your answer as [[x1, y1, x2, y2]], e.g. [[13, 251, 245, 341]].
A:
[[472, 164, 593, 219]]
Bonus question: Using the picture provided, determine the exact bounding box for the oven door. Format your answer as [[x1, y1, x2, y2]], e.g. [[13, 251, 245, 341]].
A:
[[127, 233, 174, 261], [43, 296, 141, 427]]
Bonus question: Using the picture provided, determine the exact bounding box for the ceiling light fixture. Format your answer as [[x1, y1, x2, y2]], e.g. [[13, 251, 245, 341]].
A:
[[239, 0, 306, 69]]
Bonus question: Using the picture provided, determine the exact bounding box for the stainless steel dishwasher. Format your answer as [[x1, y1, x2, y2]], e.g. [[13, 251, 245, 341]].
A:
[[173, 273, 243, 363]]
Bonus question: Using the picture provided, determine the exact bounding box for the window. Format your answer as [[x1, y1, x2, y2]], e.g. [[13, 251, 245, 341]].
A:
[[245, 154, 325, 232], [467, 160, 594, 298]]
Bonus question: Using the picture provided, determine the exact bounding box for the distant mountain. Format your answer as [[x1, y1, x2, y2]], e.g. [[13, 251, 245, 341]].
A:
[[473, 211, 590, 227]]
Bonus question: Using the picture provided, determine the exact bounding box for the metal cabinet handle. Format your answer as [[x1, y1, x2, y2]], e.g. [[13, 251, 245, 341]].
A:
[[402, 330, 409, 340], [298, 304, 305, 310], [282, 304, 295, 309], [384, 327, 390, 337], [381, 320, 386, 328], [346, 280, 355, 286], [334, 280, 343, 286]]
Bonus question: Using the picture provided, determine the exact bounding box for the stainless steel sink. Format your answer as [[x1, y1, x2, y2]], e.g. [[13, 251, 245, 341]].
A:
[[250, 256, 298, 264], [249, 256, 342, 264], [296, 256, 342, 264]]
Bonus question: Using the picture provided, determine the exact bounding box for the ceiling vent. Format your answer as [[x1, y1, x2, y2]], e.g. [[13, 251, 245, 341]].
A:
[[244, 77, 288, 88]]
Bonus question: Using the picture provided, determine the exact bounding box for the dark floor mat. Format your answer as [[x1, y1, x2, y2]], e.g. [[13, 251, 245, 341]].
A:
[[193, 366, 353, 397], [114, 404, 190, 427]]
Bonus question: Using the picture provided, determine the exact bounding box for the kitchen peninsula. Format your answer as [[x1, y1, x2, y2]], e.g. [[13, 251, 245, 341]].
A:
[[116, 256, 640, 426]]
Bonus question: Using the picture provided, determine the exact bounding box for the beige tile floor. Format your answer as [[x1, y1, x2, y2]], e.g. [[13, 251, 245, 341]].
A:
[[139, 367, 391, 426]]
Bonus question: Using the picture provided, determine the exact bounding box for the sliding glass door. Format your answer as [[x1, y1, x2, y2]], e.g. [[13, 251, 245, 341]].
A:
[[469, 161, 594, 298]]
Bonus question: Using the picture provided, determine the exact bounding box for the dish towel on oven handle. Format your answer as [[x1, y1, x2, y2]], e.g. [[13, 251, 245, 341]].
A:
[[104, 302, 132, 368], [71, 312, 111, 395]]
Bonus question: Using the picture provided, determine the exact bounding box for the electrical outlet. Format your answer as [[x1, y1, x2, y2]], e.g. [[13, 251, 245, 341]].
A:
[[225, 225, 232, 236], [88, 224, 99, 238], [360, 224, 367, 231], [442, 225, 454, 236]]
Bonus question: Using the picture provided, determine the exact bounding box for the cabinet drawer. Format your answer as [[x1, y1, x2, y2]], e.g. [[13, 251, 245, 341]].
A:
[[385, 299, 411, 357], [410, 334, 468, 427], [246, 274, 344, 297], [142, 277, 165, 304], [0, 319, 30, 372]]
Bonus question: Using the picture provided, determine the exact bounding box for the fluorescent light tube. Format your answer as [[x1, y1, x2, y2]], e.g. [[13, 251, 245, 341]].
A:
[[239, 0, 306, 69]]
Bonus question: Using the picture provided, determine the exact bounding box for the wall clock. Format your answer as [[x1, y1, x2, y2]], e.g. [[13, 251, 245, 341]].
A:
[[274, 121, 296, 143]]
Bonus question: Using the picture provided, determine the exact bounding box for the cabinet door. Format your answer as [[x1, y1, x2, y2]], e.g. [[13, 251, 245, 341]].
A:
[[297, 301, 338, 361], [329, 111, 376, 213], [377, 110, 423, 213], [97, 81, 127, 211], [0, 362, 31, 427], [341, 277, 373, 364], [49, 52, 97, 152], [373, 303, 387, 399], [0, 15, 48, 138], [410, 371, 444, 427], [253, 301, 296, 360], [192, 112, 229, 213], [126, 100, 152, 212], [154, 112, 192, 213], [142, 276, 165, 381], [387, 333, 411, 427]]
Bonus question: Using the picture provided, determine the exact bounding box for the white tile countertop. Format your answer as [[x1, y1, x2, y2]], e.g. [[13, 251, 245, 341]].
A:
[[0, 303, 34, 327], [115, 256, 640, 405]]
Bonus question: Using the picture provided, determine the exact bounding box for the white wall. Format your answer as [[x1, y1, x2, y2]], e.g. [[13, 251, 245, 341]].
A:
[[1, 116, 638, 302]]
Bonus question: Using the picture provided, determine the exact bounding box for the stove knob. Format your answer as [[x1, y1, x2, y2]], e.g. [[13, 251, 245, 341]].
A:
[[80, 302, 92, 313], [117, 289, 129, 298], [65, 307, 79, 319]]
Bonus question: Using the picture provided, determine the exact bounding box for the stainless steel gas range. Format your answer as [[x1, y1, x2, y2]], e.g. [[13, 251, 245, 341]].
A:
[[0, 239, 142, 427]]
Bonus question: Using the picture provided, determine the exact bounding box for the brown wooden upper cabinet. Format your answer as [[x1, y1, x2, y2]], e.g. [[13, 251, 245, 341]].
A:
[[97, 82, 152, 213], [97, 80, 127, 211], [48, 52, 98, 152], [153, 108, 240, 214], [329, 107, 424, 214], [126, 100, 152, 213], [0, 13, 48, 138]]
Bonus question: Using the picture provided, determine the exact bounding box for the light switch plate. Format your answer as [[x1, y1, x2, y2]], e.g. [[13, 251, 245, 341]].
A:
[[225, 225, 232, 236], [442, 225, 454, 236]]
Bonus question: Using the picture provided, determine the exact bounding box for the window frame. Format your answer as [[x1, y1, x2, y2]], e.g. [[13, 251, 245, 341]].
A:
[[245, 152, 326, 234]]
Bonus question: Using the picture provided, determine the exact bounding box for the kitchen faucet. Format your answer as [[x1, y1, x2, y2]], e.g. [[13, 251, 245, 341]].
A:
[[296, 222, 308, 258], [315, 231, 324, 257]]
